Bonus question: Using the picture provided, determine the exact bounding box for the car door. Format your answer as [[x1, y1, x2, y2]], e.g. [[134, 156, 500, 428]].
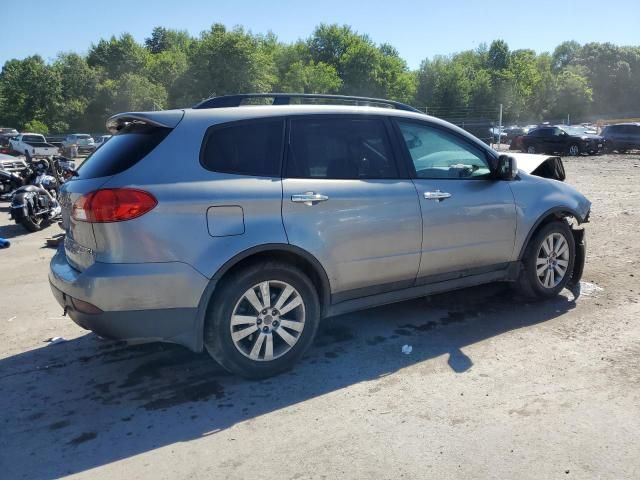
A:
[[552, 128, 568, 152], [393, 119, 516, 282], [281, 115, 423, 301]]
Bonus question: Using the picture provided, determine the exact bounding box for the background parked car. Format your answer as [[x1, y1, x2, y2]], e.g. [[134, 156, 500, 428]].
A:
[[601, 123, 640, 153], [93, 134, 112, 149], [62, 134, 96, 155], [520, 126, 604, 156], [0, 127, 18, 139], [0, 153, 27, 173]]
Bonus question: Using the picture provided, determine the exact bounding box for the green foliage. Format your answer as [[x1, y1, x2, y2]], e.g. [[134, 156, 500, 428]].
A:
[[0, 24, 638, 132], [23, 119, 49, 134]]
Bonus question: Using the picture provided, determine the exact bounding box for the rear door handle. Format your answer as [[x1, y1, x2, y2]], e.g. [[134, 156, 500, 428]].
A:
[[424, 190, 452, 201], [291, 192, 329, 206]]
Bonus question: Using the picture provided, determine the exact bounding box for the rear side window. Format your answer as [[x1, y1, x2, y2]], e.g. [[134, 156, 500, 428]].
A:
[[286, 117, 398, 179], [200, 119, 284, 177], [76, 123, 170, 179]]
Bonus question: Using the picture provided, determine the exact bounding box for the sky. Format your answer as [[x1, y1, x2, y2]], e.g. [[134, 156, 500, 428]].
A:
[[1, 0, 639, 69]]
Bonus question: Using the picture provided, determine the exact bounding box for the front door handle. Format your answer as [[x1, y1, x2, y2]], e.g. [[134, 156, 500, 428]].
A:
[[423, 190, 452, 201], [291, 192, 329, 206]]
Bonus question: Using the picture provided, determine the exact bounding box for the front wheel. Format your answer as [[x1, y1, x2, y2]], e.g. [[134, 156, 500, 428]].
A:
[[568, 143, 580, 156], [515, 221, 576, 299], [526, 145, 536, 154], [204, 262, 320, 378]]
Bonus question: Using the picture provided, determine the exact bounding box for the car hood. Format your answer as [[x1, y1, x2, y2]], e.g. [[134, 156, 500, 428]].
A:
[[580, 134, 603, 140], [509, 153, 566, 181]]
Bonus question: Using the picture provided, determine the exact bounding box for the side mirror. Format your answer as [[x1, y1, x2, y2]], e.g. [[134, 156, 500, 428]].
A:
[[496, 154, 518, 180]]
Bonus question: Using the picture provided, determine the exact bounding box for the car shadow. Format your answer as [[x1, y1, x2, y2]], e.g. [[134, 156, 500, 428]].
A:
[[1, 284, 576, 479]]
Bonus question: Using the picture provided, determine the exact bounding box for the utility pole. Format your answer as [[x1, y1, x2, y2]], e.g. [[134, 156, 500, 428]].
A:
[[497, 103, 503, 151], [567, 113, 570, 125]]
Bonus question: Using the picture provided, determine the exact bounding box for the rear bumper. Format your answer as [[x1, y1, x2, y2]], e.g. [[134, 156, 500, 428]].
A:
[[48, 247, 209, 350]]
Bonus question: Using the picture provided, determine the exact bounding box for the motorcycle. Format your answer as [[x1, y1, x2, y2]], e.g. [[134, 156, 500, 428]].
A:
[[8, 157, 75, 232], [0, 168, 26, 199]]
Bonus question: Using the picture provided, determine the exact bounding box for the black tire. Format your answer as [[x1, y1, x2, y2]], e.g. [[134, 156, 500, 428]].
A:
[[204, 261, 320, 379], [19, 214, 44, 232], [515, 221, 576, 299], [568, 143, 580, 156], [25, 151, 31, 162], [526, 145, 536, 154]]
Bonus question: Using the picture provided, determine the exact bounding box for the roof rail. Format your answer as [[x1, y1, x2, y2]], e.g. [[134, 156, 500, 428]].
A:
[[192, 93, 422, 113]]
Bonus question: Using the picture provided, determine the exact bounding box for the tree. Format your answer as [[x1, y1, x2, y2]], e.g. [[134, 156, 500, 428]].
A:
[[487, 40, 510, 71], [23, 119, 49, 134], [552, 66, 593, 120], [52, 53, 98, 131], [0, 55, 60, 130], [87, 34, 150, 78], [552, 41, 581, 72], [307, 24, 415, 102], [177, 24, 276, 106], [145, 27, 192, 54], [278, 61, 342, 93]]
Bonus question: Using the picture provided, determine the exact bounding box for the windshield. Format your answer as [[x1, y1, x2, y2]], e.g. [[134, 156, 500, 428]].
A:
[[561, 126, 589, 136]]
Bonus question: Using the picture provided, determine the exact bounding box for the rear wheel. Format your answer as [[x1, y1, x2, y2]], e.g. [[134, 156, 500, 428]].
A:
[[515, 221, 575, 299], [526, 145, 536, 154], [204, 262, 320, 379], [19, 213, 44, 232]]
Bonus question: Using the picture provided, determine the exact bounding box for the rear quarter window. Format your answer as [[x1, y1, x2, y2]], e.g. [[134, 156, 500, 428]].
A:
[[200, 119, 285, 177], [76, 123, 170, 179]]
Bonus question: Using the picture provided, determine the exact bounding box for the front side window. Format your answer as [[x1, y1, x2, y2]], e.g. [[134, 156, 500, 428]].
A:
[[201, 119, 284, 177], [396, 121, 491, 179], [286, 117, 398, 179]]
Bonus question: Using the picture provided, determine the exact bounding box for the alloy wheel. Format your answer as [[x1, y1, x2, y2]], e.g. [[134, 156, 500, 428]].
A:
[[569, 144, 580, 156], [229, 280, 305, 361], [536, 232, 571, 289]]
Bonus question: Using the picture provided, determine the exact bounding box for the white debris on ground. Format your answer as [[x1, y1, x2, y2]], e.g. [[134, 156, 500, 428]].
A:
[[579, 281, 604, 297], [45, 337, 67, 345], [401, 345, 413, 355]]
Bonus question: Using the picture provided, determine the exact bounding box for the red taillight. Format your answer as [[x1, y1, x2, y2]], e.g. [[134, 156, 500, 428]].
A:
[[72, 188, 157, 223]]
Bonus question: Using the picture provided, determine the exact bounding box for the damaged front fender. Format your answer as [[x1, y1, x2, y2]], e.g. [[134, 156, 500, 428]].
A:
[[510, 153, 566, 181]]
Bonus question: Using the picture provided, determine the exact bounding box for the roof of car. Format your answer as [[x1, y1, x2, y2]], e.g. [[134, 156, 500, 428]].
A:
[[108, 104, 497, 156]]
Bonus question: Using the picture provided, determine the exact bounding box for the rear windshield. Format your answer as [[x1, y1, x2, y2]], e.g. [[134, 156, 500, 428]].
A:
[[76, 123, 170, 179], [23, 135, 45, 142]]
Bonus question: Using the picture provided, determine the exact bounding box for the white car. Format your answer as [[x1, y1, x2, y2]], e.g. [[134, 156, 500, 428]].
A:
[[9, 133, 59, 159]]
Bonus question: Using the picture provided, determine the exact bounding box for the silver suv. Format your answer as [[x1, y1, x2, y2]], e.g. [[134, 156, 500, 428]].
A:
[[49, 94, 591, 378]]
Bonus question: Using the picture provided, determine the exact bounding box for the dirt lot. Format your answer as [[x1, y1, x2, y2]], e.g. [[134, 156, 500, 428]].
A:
[[1, 153, 639, 479]]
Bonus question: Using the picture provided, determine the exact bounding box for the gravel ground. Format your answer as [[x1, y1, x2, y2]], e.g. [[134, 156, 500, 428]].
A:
[[0, 153, 639, 479]]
